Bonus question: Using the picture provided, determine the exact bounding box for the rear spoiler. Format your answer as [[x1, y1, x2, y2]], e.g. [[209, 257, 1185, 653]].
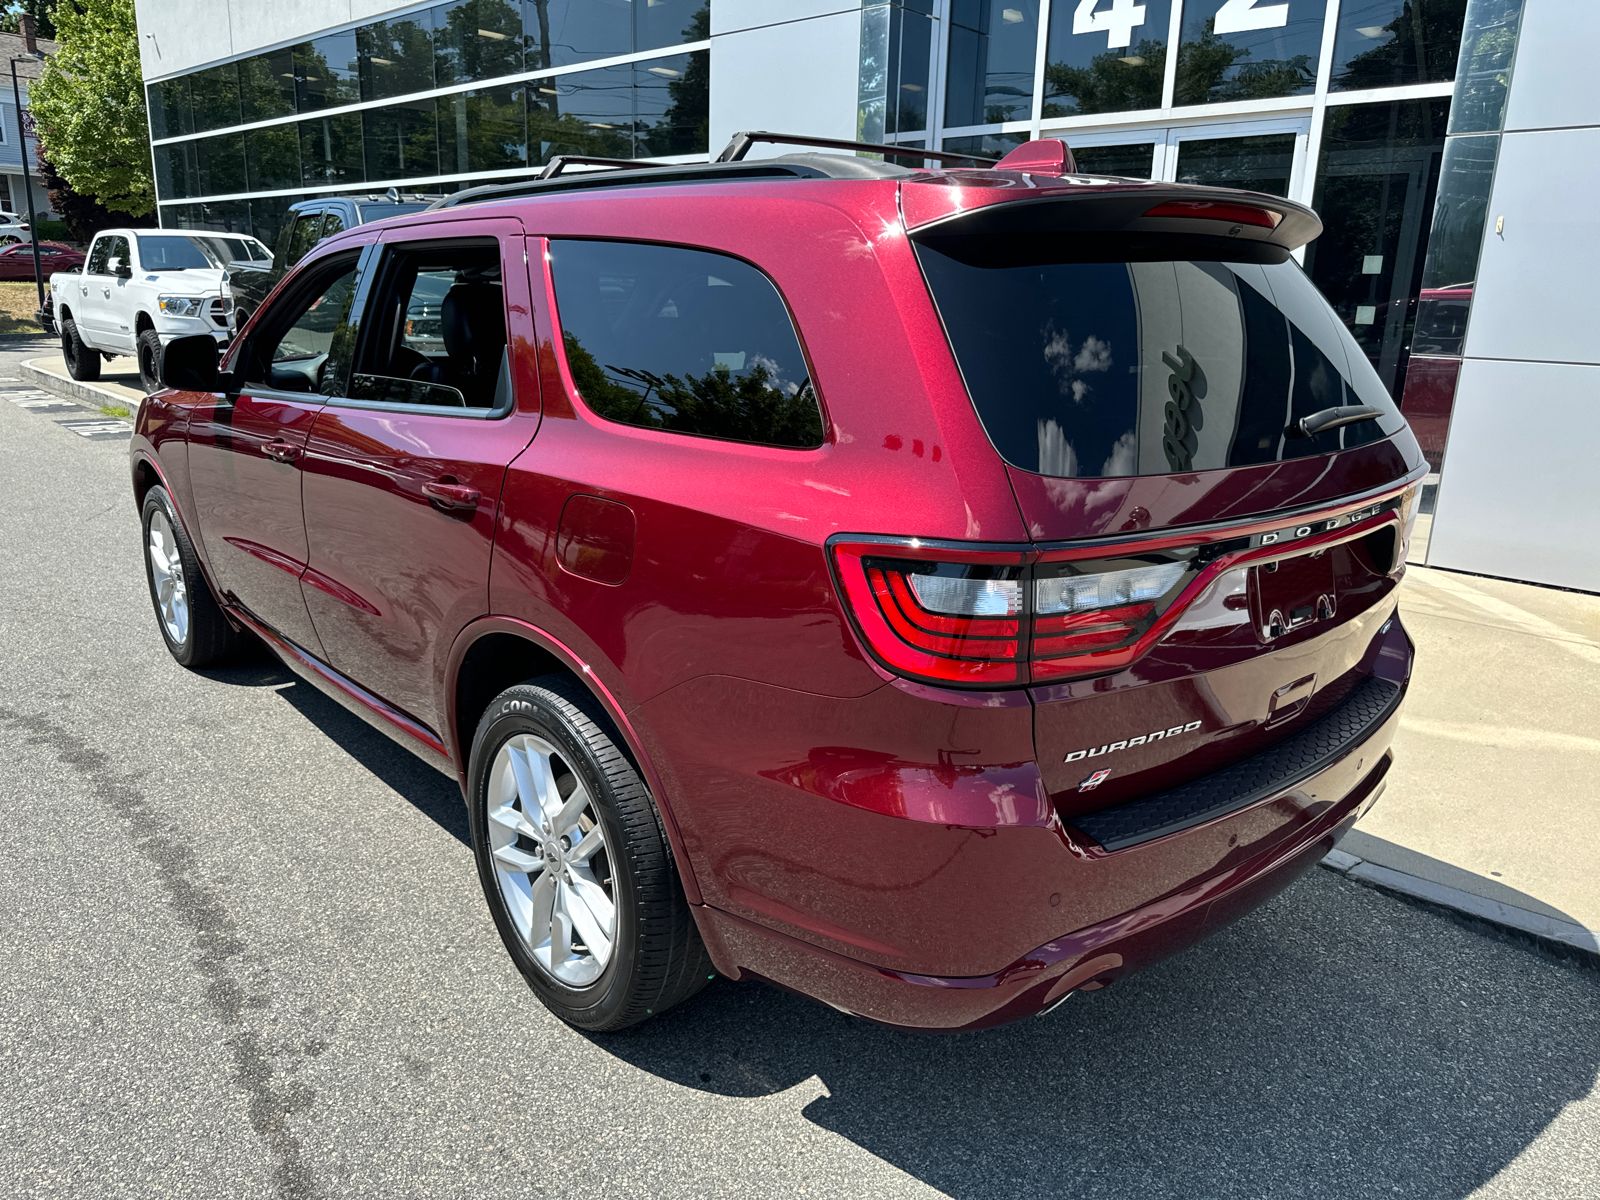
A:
[[904, 182, 1323, 255]]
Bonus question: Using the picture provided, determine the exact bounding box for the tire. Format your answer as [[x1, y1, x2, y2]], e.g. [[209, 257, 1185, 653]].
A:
[[140, 485, 245, 668], [467, 676, 714, 1031], [136, 328, 163, 393], [61, 315, 100, 381]]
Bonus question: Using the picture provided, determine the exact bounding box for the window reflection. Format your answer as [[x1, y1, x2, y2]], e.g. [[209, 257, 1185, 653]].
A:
[[240, 49, 297, 123], [1412, 131, 1496, 356], [245, 125, 301, 193], [1306, 99, 1449, 396], [1175, 0, 1323, 104], [1448, 0, 1523, 134], [195, 134, 247, 198], [859, 4, 933, 144], [945, 0, 1039, 127], [358, 17, 436, 101], [941, 130, 1027, 163], [1174, 133, 1296, 196], [296, 32, 361, 111], [1070, 142, 1155, 178], [188, 63, 242, 134], [635, 0, 709, 54], [438, 86, 528, 174], [434, 0, 525, 84], [1044, 0, 1172, 118], [528, 52, 706, 163], [300, 113, 365, 185], [525, 0, 629, 70], [1331, 0, 1468, 91], [363, 99, 440, 180]]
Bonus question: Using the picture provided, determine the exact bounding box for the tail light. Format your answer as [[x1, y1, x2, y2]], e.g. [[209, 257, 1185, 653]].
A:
[[1143, 200, 1281, 228], [829, 483, 1417, 689]]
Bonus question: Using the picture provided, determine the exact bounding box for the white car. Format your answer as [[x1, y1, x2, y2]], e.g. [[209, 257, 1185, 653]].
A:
[[49, 229, 268, 393]]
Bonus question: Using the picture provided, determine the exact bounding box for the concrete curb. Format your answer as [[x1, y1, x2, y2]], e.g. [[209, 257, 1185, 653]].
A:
[[20, 358, 140, 413], [1321, 848, 1600, 964]]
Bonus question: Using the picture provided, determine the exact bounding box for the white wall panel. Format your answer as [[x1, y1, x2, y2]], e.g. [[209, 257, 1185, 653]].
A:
[[1461, 127, 1600, 365], [712, 1, 860, 36], [1427, 358, 1600, 592], [1503, 0, 1600, 132], [710, 11, 861, 157], [136, 0, 240, 78]]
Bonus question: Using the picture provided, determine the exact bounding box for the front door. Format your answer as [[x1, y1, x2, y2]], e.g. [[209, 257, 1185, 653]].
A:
[[186, 247, 369, 653], [77, 232, 129, 343], [298, 219, 539, 733]]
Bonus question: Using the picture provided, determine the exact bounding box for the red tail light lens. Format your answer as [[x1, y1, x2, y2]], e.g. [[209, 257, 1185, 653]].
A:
[[829, 488, 1411, 689], [1143, 200, 1280, 229]]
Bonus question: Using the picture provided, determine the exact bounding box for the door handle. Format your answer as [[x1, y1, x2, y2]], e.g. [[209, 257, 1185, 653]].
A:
[[423, 480, 480, 511], [262, 438, 301, 463]]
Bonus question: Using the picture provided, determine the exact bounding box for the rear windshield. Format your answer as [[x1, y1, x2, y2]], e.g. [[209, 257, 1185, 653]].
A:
[[356, 202, 430, 222], [915, 241, 1405, 478]]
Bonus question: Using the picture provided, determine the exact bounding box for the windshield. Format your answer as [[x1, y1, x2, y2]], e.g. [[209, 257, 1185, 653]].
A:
[[915, 239, 1406, 478], [137, 234, 218, 271]]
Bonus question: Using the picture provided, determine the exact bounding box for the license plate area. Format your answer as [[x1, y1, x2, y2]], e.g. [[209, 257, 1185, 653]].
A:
[[1251, 549, 1336, 641]]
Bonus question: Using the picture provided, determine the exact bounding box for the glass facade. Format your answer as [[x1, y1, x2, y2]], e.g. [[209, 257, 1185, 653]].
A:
[[149, 1, 710, 238]]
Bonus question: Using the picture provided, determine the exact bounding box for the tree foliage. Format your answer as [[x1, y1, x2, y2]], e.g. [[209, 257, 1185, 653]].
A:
[[35, 145, 152, 240], [28, 0, 153, 217]]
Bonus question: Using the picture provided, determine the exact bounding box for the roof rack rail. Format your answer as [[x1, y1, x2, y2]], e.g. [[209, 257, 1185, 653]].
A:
[[538, 155, 666, 180], [716, 130, 996, 167]]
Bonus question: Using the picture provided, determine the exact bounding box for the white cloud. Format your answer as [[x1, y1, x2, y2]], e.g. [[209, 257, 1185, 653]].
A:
[[1037, 419, 1079, 477], [1100, 430, 1138, 477], [1071, 380, 1090, 403], [1074, 334, 1113, 373]]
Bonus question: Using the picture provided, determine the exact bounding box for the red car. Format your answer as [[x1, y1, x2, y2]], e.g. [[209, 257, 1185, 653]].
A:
[[0, 240, 83, 280], [131, 135, 1424, 1033]]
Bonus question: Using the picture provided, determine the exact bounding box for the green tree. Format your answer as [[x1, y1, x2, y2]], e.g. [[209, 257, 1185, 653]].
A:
[[28, 0, 152, 217]]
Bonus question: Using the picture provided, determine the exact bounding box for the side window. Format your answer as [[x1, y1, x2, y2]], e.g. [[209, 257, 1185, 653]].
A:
[[104, 236, 132, 274], [84, 238, 110, 274], [245, 254, 363, 396], [548, 241, 824, 449], [320, 210, 348, 239], [347, 239, 508, 411], [285, 213, 324, 267]]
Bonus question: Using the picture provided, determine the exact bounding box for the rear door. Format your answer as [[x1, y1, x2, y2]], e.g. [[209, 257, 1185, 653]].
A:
[[186, 245, 371, 652], [297, 218, 539, 733]]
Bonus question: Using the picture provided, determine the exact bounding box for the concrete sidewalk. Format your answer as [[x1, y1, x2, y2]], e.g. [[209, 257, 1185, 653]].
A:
[[1337, 563, 1600, 957], [21, 351, 145, 411]]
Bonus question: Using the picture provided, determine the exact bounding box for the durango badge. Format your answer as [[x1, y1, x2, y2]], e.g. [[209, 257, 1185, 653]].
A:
[[1065, 720, 1204, 763]]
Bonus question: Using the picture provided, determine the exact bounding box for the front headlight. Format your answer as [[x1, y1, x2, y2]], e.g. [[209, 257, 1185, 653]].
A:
[[158, 295, 205, 317]]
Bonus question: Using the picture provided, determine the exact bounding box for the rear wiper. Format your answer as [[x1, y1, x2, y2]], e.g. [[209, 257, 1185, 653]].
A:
[[1287, 404, 1384, 439]]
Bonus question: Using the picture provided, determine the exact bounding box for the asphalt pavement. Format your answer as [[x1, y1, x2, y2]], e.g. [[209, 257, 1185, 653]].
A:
[[1, 336, 1596, 1199]]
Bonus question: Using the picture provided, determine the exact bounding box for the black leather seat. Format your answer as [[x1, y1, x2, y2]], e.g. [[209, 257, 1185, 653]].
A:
[[410, 282, 506, 405]]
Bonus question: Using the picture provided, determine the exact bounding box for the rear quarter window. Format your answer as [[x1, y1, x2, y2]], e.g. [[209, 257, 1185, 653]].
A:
[[914, 239, 1406, 477], [548, 240, 825, 450]]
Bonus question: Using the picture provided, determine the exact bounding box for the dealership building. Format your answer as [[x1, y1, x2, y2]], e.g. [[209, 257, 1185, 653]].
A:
[[134, 0, 1594, 592]]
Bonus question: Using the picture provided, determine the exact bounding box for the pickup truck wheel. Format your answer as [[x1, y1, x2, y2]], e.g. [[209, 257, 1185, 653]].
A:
[[136, 329, 163, 393], [141, 485, 244, 668], [467, 677, 714, 1031], [61, 316, 100, 381]]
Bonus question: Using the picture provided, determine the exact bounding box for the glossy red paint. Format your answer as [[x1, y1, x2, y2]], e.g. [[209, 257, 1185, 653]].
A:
[[135, 164, 1423, 1029]]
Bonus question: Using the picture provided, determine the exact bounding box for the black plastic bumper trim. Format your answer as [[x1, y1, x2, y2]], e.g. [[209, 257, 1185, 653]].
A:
[[1071, 675, 1403, 852]]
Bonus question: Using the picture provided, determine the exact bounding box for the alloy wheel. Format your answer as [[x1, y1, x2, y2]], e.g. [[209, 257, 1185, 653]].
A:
[[486, 734, 617, 987], [146, 509, 189, 645]]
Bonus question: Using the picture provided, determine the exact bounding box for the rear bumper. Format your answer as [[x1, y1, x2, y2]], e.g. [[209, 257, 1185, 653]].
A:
[[691, 611, 1412, 1030], [695, 739, 1394, 1031]]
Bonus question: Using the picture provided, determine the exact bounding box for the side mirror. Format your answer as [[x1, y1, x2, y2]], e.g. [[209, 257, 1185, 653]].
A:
[[108, 255, 132, 279], [159, 334, 220, 392]]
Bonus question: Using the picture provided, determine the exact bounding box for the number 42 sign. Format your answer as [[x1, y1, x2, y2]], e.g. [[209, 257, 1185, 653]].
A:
[[1072, 0, 1290, 50]]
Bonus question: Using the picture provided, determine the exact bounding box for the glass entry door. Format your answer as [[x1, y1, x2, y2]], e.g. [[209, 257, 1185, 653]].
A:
[[1054, 118, 1311, 197]]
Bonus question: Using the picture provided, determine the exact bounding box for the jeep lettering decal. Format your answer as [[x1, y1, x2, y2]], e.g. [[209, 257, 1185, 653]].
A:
[[1065, 720, 1203, 762]]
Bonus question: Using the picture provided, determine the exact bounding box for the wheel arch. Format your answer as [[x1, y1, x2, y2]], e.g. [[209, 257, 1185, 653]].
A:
[[135, 311, 156, 336], [55, 301, 73, 323], [445, 616, 704, 905]]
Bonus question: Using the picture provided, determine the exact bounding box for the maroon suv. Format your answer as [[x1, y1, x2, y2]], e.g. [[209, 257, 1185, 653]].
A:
[[132, 135, 1423, 1033]]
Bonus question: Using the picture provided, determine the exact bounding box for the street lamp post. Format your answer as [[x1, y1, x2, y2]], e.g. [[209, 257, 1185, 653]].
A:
[[10, 52, 47, 315]]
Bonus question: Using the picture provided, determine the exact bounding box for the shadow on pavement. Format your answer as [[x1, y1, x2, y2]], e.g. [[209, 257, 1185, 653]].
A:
[[201, 651, 470, 847], [593, 871, 1600, 1199]]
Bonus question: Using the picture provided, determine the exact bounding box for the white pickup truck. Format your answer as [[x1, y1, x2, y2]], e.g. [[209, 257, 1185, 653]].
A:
[[49, 228, 270, 393]]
